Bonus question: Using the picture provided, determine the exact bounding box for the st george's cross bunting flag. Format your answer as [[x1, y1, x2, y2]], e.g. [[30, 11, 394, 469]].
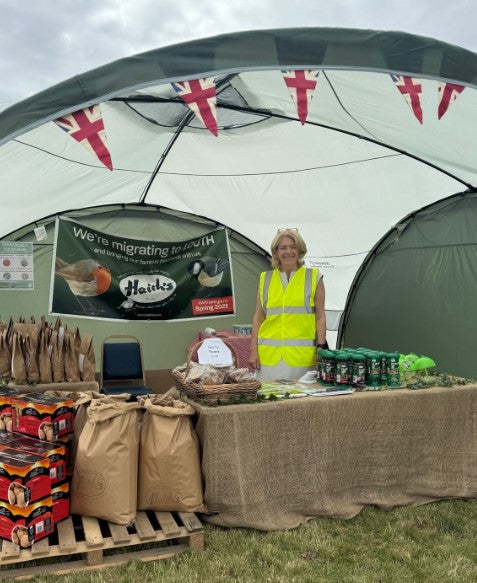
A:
[[390, 74, 423, 124], [55, 105, 113, 170], [172, 78, 218, 136], [437, 82, 465, 119], [282, 70, 319, 125]]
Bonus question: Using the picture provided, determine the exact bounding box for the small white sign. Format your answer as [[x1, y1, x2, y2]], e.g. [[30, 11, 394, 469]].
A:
[[34, 226, 47, 242], [197, 338, 233, 366]]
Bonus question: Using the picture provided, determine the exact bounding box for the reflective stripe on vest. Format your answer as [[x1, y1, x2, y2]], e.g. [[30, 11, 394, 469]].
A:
[[262, 268, 315, 317], [258, 266, 319, 367]]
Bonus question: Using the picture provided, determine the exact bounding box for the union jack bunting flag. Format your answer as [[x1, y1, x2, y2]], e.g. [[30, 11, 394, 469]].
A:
[[390, 74, 423, 124], [437, 82, 465, 119], [172, 77, 218, 136], [282, 70, 319, 125], [55, 105, 113, 170]]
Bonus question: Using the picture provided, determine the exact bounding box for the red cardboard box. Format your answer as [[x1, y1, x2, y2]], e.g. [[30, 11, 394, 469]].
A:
[[0, 451, 50, 507], [0, 497, 53, 547], [56, 433, 74, 476], [0, 430, 16, 445], [11, 394, 74, 441], [51, 481, 69, 524], [0, 388, 21, 432], [0, 436, 66, 484]]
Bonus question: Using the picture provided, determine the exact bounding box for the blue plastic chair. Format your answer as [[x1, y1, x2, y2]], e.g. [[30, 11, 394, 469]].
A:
[[100, 335, 152, 398]]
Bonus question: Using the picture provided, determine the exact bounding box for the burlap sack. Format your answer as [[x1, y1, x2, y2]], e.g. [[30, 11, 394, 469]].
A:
[[10, 333, 26, 382], [70, 399, 140, 525], [137, 396, 206, 513], [0, 331, 11, 377], [38, 330, 53, 383]]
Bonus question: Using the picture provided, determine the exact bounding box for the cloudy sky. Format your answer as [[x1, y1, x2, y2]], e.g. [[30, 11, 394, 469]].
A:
[[1, 0, 476, 110]]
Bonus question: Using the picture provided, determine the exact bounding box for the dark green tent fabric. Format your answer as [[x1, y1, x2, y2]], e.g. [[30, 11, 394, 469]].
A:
[[340, 192, 477, 377]]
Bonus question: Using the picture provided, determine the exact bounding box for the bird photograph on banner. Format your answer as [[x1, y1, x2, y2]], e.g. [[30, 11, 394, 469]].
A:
[[187, 256, 230, 297], [55, 257, 112, 313]]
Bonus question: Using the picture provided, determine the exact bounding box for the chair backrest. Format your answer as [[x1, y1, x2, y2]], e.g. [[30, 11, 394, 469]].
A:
[[101, 335, 146, 388]]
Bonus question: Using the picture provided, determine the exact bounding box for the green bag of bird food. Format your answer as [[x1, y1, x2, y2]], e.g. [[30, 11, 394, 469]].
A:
[[70, 399, 140, 525], [137, 396, 206, 513]]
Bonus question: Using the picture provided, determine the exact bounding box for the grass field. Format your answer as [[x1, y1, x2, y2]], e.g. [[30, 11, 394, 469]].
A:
[[4, 499, 476, 583]]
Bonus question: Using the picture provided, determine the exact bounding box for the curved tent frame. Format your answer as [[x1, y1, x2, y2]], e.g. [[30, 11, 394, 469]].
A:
[[1, 27, 477, 359], [2, 28, 477, 143]]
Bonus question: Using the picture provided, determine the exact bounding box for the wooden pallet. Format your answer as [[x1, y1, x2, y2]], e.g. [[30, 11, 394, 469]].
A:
[[0, 510, 204, 580]]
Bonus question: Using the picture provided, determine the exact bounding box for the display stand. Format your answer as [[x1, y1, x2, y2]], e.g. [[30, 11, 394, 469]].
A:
[[0, 511, 204, 578], [6, 381, 99, 393]]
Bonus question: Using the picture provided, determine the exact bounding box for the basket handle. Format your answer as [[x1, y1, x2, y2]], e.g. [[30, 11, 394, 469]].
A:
[[186, 338, 238, 376]]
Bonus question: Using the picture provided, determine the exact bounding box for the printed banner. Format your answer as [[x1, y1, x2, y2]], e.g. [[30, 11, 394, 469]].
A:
[[0, 241, 34, 290], [49, 218, 235, 321]]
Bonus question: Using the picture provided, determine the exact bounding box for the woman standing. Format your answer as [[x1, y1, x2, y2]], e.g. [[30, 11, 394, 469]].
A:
[[248, 228, 327, 381]]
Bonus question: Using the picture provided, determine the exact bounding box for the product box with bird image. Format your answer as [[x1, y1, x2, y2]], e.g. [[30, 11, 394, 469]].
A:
[[51, 480, 69, 524], [0, 387, 22, 432], [0, 434, 66, 484], [0, 450, 50, 508], [0, 429, 16, 445], [10, 393, 74, 441], [0, 496, 53, 547], [56, 432, 74, 477]]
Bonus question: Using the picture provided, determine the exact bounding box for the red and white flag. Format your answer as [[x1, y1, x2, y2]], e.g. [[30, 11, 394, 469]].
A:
[[437, 82, 465, 119], [282, 70, 319, 125], [55, 105, 113, 170], [390, 74, 423, 124], [172, 77, 218, 136]]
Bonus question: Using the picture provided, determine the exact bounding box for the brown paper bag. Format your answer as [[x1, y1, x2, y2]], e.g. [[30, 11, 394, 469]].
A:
[[45, 390, 127, 467], [11, 333, 26, 382], [22, 336, 39, 383], [63, 334, 80, 383], [38, 330, 53, 383], [0, 331, 11, 377], [50, 330, 66, 383], [78, 333, 96, 382], [70, 400, 140, 525], [137, 396, 206, 512]]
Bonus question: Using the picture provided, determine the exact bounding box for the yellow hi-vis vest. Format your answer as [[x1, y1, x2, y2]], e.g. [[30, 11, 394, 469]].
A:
[[258, 266, 319, 367]]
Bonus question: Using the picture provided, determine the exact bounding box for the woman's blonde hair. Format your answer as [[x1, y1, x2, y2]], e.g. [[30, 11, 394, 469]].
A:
[[270, 229, 307, 269]]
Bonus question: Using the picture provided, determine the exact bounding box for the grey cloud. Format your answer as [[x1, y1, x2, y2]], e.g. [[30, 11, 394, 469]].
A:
[[1, 0, 476, 109]]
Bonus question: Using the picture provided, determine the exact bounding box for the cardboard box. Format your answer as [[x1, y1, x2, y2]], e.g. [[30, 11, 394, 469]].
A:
[[11, 394, 74, 440], [0, 430, 16, 445], [51, 480, 69, 524], [0, 436, 66, 484], [0, 451, 50, 507], [0, 388, 21, 432], [56, 433, 74, 476], [0, 497, 53, 547]]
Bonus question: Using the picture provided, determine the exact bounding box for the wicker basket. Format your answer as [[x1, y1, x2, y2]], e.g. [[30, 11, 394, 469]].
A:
[[172, 339, 261, 405]]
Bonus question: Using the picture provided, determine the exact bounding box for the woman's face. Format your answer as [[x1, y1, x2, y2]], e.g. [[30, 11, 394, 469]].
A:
[[276, 236, 299, 271]]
